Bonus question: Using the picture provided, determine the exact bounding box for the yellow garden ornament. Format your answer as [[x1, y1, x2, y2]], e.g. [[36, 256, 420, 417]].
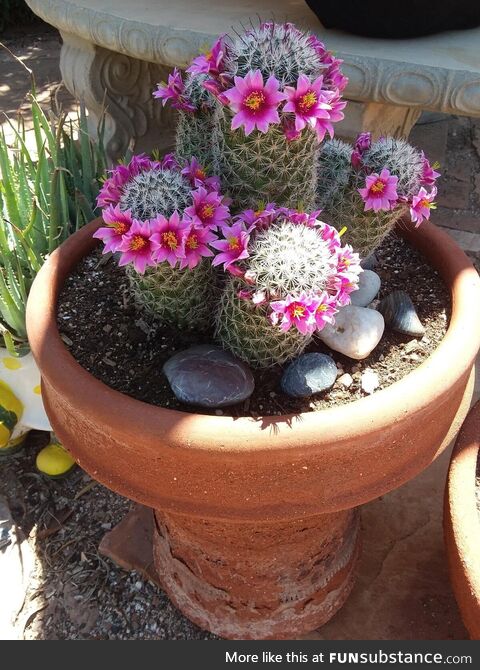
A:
[[0, 348, 75, 476]]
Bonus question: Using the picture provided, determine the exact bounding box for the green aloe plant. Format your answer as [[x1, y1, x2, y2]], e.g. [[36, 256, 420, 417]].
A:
[[0, 88, 107, 350]]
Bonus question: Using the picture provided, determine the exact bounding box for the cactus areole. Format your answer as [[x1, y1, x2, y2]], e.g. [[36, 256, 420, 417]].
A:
[[26, 22, 464, 640]]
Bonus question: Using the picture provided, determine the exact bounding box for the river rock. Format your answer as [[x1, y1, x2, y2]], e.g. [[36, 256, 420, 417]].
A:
[[361, 369, 380, 394], [318, 305, 385, 360], [361, 253, 378, 271], [280, 353, 337, 398], [163, 345, 254, 408], [350, 270, 381, 307], [377, 290, 425, 338]]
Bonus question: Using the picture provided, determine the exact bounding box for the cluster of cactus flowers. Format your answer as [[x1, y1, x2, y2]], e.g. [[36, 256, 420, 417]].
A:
[[317, 132, 440, 257], [93, 21, 439, 369], [155, 22, 347, 210]]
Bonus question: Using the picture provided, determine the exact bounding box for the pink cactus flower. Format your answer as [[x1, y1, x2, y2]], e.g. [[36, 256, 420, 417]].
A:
[[283, 74, 333, 134], [351, 150, 362, 170], [117, 220, 156, 274], [355, 132, 372, 153], [336, 245, 361, 275], [317, 222, 342, 252], [313, 92, 346, 141], [211, 222, 251, 270], [420, 153, 441, 186], [181, 158, 221, 192], [236, 203, 278, 229], [237, 288, 253, 300], [187, 37, 226, 76], [358, 168, 399, 212], [223, 70, 286, 135], [153, 68, 195, 113], [314, 291, 338, 331], [202, 78, 230, 105], [282, 116, 301, 142], [93, 205, 133, 253], [336, 275, 362, 306], [150, 212, 188, 268], [282, 208, 323, 228], [160, 153, 180, 171], [269, 293, 319, 335], [409, 186, 437, 227], [184, 187, 230, 229], [179, 224, 217, 270]]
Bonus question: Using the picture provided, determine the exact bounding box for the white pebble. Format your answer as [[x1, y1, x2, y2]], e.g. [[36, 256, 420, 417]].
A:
[[361, 369, 380, 394], [337, 373, 353, 389]]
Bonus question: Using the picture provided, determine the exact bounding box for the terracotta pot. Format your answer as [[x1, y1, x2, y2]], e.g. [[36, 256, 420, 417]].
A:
[[26, 218, 480, 639], [444, 400, 480, 639]]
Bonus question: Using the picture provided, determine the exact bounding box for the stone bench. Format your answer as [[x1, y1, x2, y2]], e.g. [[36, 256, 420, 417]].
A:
[[26, 0, 480, 161]]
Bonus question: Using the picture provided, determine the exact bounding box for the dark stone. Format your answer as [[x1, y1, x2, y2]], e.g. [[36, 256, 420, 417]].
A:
[[361, 253, 378, 271], [163, 345, 254, 408], [377, 290, 425, 338], [280, 353, 337, 399]]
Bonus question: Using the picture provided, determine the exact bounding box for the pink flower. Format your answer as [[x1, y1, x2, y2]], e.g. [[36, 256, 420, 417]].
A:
[[153, 68, 195, 113], [179, 224, 217, 270], [187, 37, 226, 76], [283, 74, 332, 134], [355, 132, 372, 153], [317, 222, 342, 252], [181, 158, 221, 192], [420, 153, 441, 186], [269, 293, 318, 335], [358, 168, 399, 212], [93, 205, 133, 253], [336, 245, 361, 275], [314, 92, 346, 141], [409, 186, 437, 227], [150, 211, 187, 268], [211, 222, 251, 270], [202, 78, 230, 105], [160, 153, 180, 171], [117, 220, 156, 274], [236, 203, 278, 230], [351, 150, 362, 170], [282, 116, 301, 141], [184, 187, 230, 229], [335, 275, 362, 306], [314, 291, 338, 331], [223, 70, 286, 135], [282, 208, 323, 228]]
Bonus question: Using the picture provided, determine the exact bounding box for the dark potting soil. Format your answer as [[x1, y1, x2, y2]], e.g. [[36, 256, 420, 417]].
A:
[[57, 231, 450, 418]]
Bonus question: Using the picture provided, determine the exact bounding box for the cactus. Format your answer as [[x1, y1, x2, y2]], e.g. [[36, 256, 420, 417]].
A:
[[213, 116, 319, 210], [119, 168, 192, 221], [95, 154, 224, 332], [215, 277, 309, 367], [211, 23, 336, 210], [317, 136, 428, 258], [176, 74, 216, 168], [127, 260, 217, 331], [214, 216, 359, 367]]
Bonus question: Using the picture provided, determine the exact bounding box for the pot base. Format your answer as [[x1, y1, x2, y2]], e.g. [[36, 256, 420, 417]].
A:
[[100, 505, 360, 639], [152, 508, 360, 639]]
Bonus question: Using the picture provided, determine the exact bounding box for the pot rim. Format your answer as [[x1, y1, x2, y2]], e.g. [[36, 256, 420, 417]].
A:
[[26, 217, 480, 454], [445, 400, 480, 639]]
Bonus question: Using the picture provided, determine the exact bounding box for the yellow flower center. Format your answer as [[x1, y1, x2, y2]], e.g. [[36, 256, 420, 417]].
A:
[[200, 203, 215, 220], [317, 304, 328, 313], [289, 303, 305, 319], [421, 199, 432, 209], [227, 236, 240, 251], [244, 90, 265, 112], [370, 180, 385, 194], [130, 235, 147, 251], [298, 90, 317, 113], [111, 221, 128, 235], [254, 208, 264, 218], [162, 231, 178, 250], [187, 233, 199, 250], [195, 168, 206, 180]]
